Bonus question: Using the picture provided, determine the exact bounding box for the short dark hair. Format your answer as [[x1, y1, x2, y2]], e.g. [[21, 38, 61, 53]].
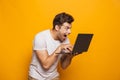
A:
[[53, 12, 74, 29]]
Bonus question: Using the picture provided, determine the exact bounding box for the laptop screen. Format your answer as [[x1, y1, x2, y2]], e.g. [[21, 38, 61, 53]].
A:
[[72, 34, 93, 54]]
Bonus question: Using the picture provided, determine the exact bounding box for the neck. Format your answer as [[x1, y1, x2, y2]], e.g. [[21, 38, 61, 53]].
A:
[[50, 29, 58, 40]]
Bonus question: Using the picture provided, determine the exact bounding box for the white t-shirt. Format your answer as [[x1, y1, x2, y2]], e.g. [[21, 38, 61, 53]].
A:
[[29, 29, 70, 80]]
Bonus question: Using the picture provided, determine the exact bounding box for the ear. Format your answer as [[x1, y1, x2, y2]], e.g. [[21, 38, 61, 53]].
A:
[[55, 25, 60, 31]]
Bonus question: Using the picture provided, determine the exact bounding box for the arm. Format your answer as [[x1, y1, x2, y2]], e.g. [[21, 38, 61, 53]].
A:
[[60, 45, 74, 69], [35, 50, 58, 70], [60, 46, 80, 69], [35, 46, 62, 70], [60, 53, 74, 69], [36, 44, 73, 70]]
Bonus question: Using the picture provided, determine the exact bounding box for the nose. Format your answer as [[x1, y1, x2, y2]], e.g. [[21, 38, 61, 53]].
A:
[[68, 29, 71, 34]]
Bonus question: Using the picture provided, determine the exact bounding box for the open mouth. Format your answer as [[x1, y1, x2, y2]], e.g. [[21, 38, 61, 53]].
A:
[[64, 34, 67, 37]]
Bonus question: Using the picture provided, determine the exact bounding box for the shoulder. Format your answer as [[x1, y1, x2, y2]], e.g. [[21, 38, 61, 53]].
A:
[[35, 29, 50, 39]]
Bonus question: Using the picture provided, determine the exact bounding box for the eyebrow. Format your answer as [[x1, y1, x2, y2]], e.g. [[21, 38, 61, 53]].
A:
[[65, 25, 71, 28], [62, 25, 72, 29], [67, 26, 72, 29]]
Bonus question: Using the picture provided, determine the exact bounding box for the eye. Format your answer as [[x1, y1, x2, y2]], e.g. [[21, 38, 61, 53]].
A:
[[66, 27, 70, 30], [67, 27, 70, 29], [62, 25, 71, 30]]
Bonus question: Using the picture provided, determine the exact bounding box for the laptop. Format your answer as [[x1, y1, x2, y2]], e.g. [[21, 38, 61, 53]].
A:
[[71, 33, 93, 54], [56, 33, 93, 54]]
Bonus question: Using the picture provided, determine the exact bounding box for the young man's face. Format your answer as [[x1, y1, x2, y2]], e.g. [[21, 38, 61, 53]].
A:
[[57, 22, 72, 42]]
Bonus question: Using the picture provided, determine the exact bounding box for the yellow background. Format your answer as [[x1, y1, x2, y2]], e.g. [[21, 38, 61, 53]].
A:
[[0, 0, 120, 80]]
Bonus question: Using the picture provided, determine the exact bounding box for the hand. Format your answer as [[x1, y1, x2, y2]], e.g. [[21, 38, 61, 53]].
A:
[[73, 52, 83, 56], [55, 44, 73, 54], [61, 44, 73, 54]]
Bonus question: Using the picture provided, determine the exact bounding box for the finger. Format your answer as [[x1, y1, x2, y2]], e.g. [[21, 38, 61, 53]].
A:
[[66, 48, 72, 52], [73, 52, 79, 56]]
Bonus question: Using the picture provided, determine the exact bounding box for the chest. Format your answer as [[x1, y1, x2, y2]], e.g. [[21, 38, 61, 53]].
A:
[[45, 38, 61, 55]]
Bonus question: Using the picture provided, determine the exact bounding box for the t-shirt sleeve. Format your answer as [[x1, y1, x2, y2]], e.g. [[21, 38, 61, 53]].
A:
[[33, 35, 47, 50]]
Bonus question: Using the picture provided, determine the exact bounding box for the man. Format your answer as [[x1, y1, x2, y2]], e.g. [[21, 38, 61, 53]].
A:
[[29, 12, 77, 80]]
